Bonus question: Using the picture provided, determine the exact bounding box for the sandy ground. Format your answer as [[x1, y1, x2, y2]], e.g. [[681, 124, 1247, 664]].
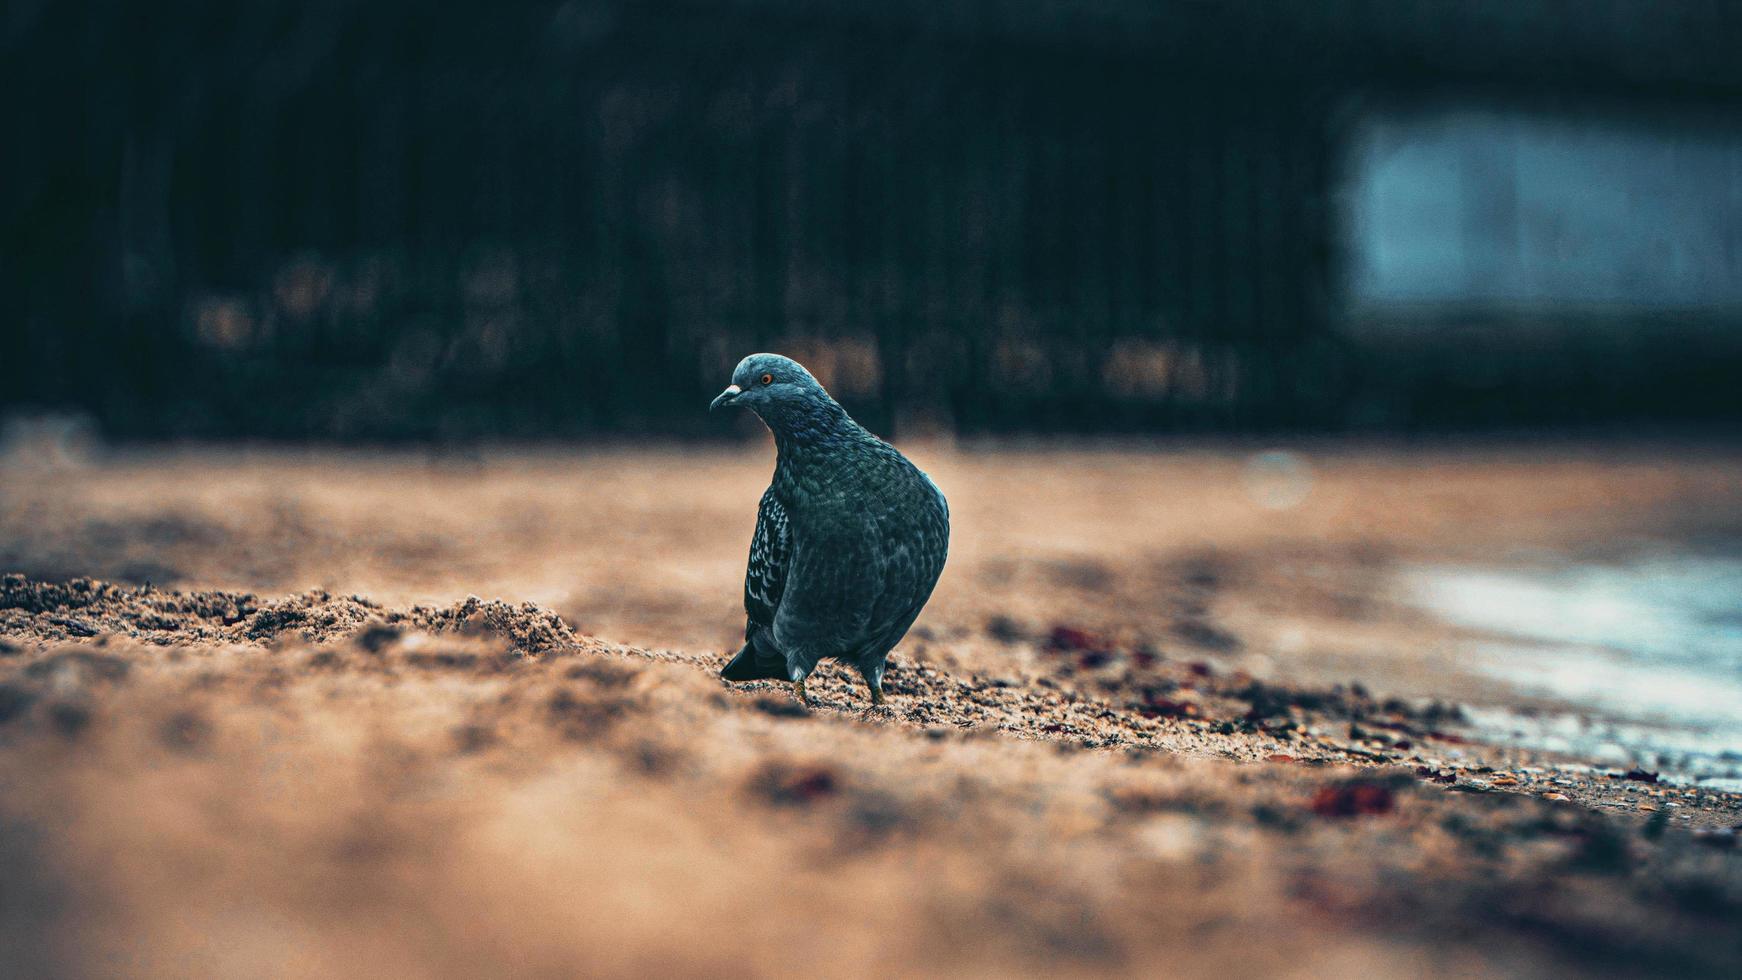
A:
[[3, 441, 1742, 978]]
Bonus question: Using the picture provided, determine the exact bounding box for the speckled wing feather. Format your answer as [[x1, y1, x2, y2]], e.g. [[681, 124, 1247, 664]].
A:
[[744, 488, 790, 632]]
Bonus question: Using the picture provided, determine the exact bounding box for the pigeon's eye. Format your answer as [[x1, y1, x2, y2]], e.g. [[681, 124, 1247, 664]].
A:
[[759, 373, 774, 386]]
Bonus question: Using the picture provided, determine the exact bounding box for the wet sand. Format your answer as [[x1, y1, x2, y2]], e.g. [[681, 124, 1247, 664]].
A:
[[2, 443, 1741, 977]]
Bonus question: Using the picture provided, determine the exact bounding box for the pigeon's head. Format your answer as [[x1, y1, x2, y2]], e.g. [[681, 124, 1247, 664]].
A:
[[709, 353, 838, 426]]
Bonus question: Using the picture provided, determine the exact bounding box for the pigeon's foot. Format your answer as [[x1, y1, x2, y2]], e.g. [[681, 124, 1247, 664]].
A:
[[868, 685, 886, 707], [792, 677, 809, 705]]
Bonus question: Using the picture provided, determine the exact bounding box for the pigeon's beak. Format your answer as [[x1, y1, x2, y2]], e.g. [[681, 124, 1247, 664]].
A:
[[710, 384, 742, 412]]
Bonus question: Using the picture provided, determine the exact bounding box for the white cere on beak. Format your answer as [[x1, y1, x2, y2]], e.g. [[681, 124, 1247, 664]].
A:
[[724, 384, 742, 395]]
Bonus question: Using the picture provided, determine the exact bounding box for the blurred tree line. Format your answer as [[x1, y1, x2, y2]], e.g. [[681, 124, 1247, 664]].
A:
[[3, 0, 1741, 440]]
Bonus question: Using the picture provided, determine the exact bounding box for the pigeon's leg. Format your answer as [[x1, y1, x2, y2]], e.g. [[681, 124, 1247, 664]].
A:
[[862, 660, 888, 707], [785, 655, 815, 705]]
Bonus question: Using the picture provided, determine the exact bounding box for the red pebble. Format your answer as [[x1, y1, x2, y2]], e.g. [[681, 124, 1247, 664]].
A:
[[1310, 782, 1396, 817]]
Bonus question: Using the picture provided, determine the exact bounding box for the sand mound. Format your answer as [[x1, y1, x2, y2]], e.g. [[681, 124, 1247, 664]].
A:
[[1, 573, 580, 652]]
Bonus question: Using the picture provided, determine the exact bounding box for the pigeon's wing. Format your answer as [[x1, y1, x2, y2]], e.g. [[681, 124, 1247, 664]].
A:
[[856, 466, 951, 660], [743, 488, 790, 631]]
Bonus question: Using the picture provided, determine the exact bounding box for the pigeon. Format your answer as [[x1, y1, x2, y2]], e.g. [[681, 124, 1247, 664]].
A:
[[710, 353, 949, 706]]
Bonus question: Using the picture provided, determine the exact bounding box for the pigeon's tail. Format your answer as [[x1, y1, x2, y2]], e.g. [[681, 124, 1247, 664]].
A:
[[720, 640, 787, 682]]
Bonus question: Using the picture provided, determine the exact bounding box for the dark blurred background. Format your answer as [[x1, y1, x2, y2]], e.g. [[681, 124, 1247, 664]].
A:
[[4, 0, 1742, 441]]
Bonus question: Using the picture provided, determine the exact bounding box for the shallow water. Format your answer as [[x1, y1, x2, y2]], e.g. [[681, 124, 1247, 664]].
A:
[[1400, 554, 1742, 788]]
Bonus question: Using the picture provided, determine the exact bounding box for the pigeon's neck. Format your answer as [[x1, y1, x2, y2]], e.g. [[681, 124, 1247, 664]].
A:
[[764, 396, 859, 461]]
